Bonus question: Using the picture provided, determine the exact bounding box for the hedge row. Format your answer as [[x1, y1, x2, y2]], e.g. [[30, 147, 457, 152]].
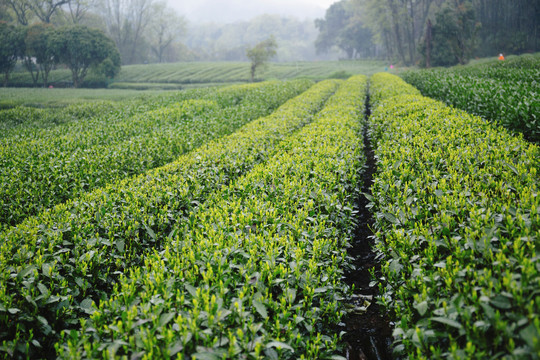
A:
[[401, 65, 539, 143], [55, 74, 368, 360], [0, 86, 225, 135], [0, 80, 312, 229], [0, 80, 290, 136], [368, 73, 539, 359], [0, 79, 340, 359]]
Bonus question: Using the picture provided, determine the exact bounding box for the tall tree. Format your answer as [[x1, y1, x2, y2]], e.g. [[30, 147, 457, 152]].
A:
[[65, 0, 95, 24], [49, 25, 120, 87], [352, 0, 440, 64], [0, 22, 24, 86], [97, 0, 155, 64], [472, 0, 539, 56], [314, 0, 350, 55], [418, 0, 477, 66], [246, 36, 277, 82], [148, 1, 186, 63], [24, 22, 56, 86], [315, 0, 376, 59], [28, 0, 70, 23], [3, 0, 32, 25]]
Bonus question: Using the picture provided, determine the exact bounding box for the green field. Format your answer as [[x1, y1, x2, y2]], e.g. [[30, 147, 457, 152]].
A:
[[5, 59, 387, 92], [401, 53, 540, 143], [0, 87, 181, 109], [0, 68, 538, 359]]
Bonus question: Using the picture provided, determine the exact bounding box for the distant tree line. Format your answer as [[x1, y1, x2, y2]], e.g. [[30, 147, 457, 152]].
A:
[[315, 0, 540, 67], [184, 15, 331, 62], [0, 22, 120, 87], [0, 0, 187, 65]]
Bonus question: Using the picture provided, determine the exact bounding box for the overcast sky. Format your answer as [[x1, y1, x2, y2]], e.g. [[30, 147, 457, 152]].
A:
[[167, 0, 336, 23]]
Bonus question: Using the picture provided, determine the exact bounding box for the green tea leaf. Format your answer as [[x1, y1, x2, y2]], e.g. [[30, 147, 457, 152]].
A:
[[116, 240, 125, 253], [159, 312, 176, 327], [192, 353, 220, 360], [414, 301, 428, 316], [490, 294, 512, 309], [17, 265, 36, 281], [431, 317, 463, 329], [266, 341, 294, 351], [519, 323, 539, 349], [252, 300, 268, 319], [383, 212, 398, 224], [80, 298, 93, 309]]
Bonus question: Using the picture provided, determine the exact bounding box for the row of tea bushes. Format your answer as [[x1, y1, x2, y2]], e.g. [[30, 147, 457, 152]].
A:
[[368, 73, 539, 359], [0, 80, 312, 229], [0, 101, 120, 135], [0, 81, 307, 154], [0, 86, 219, 136], [400, 61, 540, 143], [56, 75, 368, 360], [0, 81, 282, 135], [0, 80, 340, 359]]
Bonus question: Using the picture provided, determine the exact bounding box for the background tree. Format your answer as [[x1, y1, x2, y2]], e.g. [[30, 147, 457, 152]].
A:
[[21, 25, 40, 86], [28, 0, 70, 23], [185, 15, 324, 62], [24, 22, 56, 86], [0, 22, 24, 86], [315, 0, 378, 59], [246, 36, 277, 82], [315, 0, 350, 55], [472, 0, 540, 56], [65, 0, 96, 24], [3, 0, 32, 25], [49, 25, 120, 87], [148, 1, 186, 63], [96, 0, 155, 64]]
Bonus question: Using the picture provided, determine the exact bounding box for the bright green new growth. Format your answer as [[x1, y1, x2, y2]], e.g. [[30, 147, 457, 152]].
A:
[[0, 79, 346, 358], [0, 80, 311, 229], [54, 76, 368, 359], [369, 73, 539, 359]]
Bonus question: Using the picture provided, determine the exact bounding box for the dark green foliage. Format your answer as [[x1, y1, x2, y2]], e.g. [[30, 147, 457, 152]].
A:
[[246, 36, 278, 82], [473, 0, 540, 57], [419, 4, 477, 67], [401, 53, 540, 143], [0, 79, 339, 359], [23, 23, 56, 87], [0, 22, 24, 86], [369, 73, 539, 359], [48, 25, 121, 88]]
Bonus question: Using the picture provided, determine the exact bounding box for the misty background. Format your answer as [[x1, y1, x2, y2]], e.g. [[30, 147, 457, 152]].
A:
[[1, 0, 539, 67], [170, 0, 332, 23]]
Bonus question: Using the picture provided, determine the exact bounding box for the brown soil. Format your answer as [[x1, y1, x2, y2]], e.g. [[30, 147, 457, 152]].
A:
[[338, 95, 394, 360]]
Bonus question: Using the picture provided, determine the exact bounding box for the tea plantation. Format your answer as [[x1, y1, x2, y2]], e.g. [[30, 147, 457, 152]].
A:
[[0, 70, 538, 359]]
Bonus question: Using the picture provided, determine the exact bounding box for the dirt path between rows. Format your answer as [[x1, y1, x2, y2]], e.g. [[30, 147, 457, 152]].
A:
[[339, 94, 394, 360]]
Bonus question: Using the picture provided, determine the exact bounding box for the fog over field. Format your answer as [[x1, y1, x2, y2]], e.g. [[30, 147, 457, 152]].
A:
[[168, 0, 335, 22]]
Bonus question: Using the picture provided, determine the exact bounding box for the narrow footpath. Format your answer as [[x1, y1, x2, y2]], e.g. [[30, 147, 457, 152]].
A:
[[340, 94, 394, 360]]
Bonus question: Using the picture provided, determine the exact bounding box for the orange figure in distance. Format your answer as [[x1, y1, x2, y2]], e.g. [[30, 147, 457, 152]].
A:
[[498, 53, 505, 60]]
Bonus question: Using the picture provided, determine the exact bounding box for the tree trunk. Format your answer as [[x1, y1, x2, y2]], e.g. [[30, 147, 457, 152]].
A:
[[425, 19, 432, 68], [41, 63, 52, 87], [250, 63, 256, 82], [23, 57, 40, 86], [388, 0, 408, 65]]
